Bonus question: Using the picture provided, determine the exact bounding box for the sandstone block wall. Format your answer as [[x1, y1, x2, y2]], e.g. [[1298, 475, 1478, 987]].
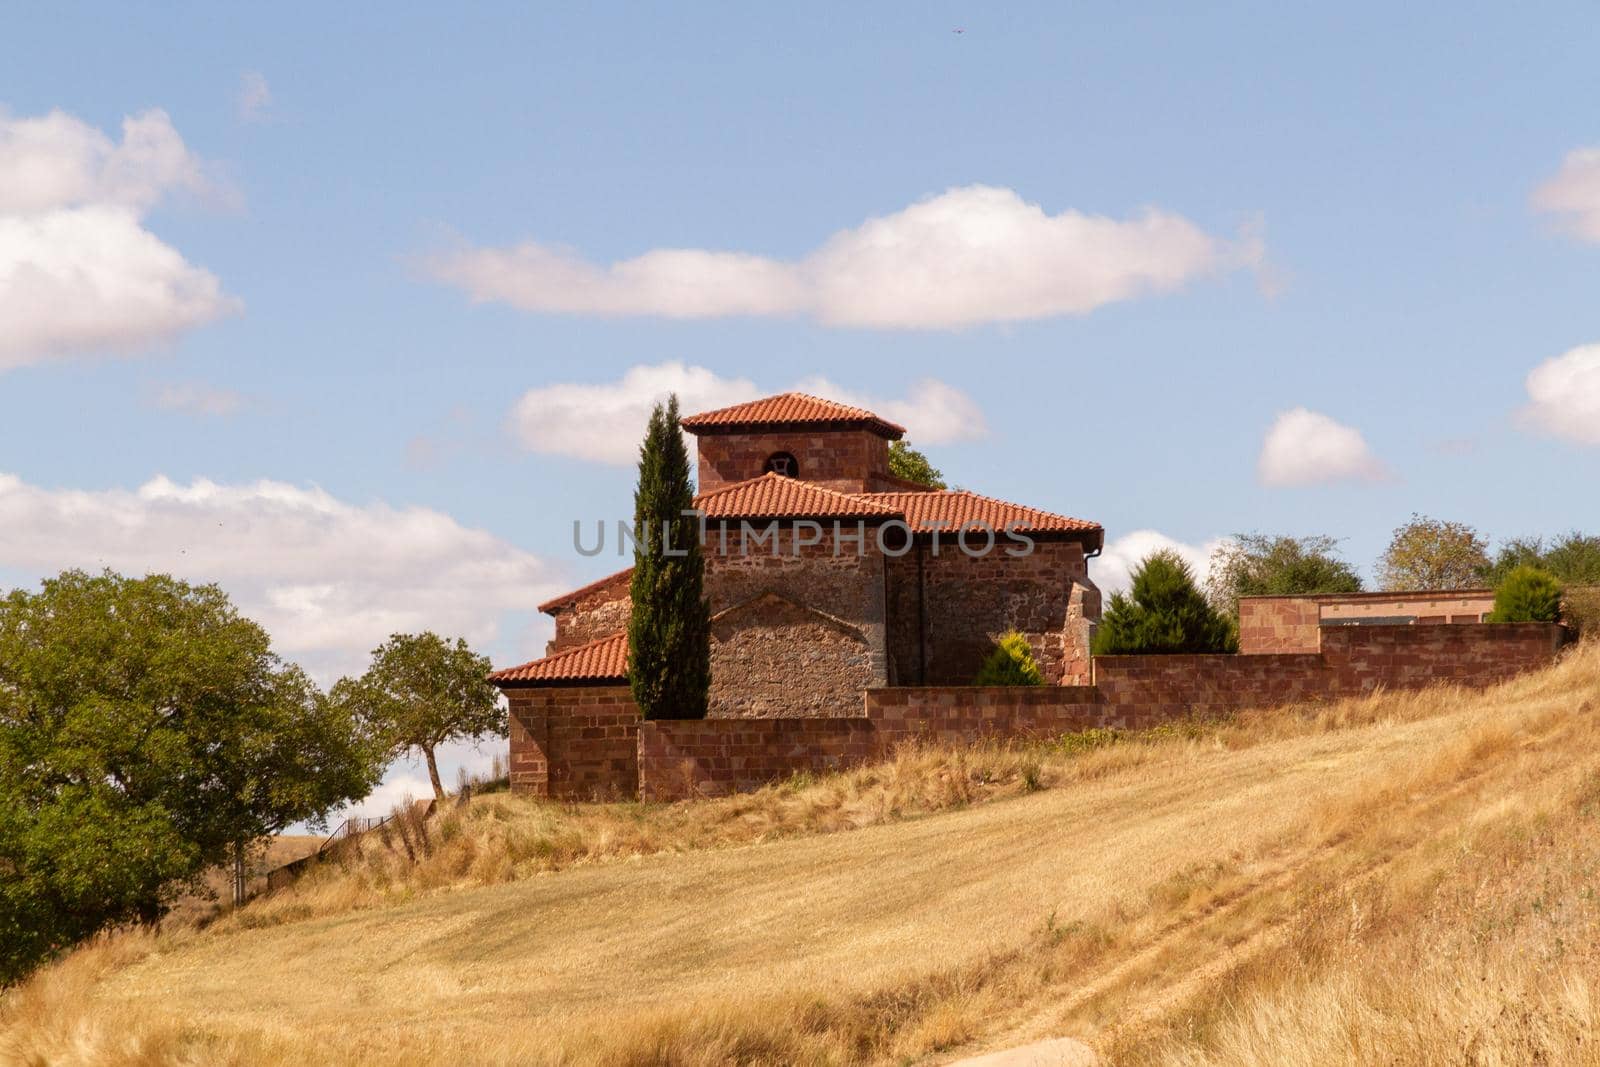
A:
[[1238, 597, 1322, 653], [638, 717, 878, 800], [886, 539, 1097, 687], [695, 429, 890, 494], [507, 685, 640, 800]]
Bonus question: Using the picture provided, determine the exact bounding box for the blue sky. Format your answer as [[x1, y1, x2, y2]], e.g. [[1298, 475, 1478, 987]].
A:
[[4, 4, 1599, 809]]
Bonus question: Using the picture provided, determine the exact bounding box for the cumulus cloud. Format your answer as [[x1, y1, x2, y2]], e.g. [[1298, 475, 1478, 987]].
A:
[[237, 71, 272, 123], [508, 362, 986, 464], [1093, 529, 1225, 596], [425, 185, 1256, 330], [1518, 344, 1600, 445], [0, 472, 560, 681], [0, 107, 238, 369], [1532, 148, 1600, 242], [1257, 407, 1387, 488], [148, 380, 245, 416]]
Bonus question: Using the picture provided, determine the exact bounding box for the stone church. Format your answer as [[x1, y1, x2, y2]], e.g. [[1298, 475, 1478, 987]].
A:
[[490, 392, 1104, 721]]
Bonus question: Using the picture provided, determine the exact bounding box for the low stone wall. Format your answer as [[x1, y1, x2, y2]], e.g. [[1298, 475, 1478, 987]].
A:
[[518, 624, 1571, 802], [638, 717, 877, 800], [641, 686, 1108, 801], [1096, 622, 1569, 721], [507, 685, 640, 800]]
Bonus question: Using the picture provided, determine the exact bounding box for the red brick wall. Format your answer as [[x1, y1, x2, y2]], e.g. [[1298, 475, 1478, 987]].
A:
[[639, 685, 1105, 800], [1238, 597, 1321, 653], [507, 686, 640, 800], [886, 539, 1098, 687], [1096, 622, 1569, 723], [695, 429, 890, 494]]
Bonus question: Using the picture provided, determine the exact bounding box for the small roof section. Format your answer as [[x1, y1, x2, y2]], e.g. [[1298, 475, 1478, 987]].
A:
[[680, 392, 906, 439], [536, 566, 632, 615], [862, 490, 1104, 547], [489, 631, 628, 688], [696, 472, 904, 522]]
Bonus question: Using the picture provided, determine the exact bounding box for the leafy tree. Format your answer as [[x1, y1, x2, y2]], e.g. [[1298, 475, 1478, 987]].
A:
[[0, 570, 380, 984], [973, 631, 1044, 686], [888, 440, 948, 489], [1485, 566, 1564, 623], [1205, 534, 1363, 616], [1376, 515, 1490, 591], [628, 395, 712, 720], [331, 632, 501, 800], [1092, 551, 1238, 655], [1482, 533, 1600, 586]]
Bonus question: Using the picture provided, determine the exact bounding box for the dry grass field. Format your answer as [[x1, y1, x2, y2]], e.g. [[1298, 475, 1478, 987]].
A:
[[5, 643, 1600, 1066]]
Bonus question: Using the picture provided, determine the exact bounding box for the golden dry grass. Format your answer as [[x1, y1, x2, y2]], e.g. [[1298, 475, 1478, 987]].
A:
[[4, 643, 1600, 1066]]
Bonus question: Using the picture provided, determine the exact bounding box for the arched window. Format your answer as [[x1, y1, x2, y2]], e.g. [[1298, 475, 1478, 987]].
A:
[[763, 451, 799, 477]]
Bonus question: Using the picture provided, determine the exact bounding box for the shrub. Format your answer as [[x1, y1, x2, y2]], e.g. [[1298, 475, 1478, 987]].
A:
[[1486, 565, 1563, 623], [1563, 588, 1600, 640], [1092, 551, 1238, 655], [1205, 534, 1362, 616], [973, 631, 1044, 686]]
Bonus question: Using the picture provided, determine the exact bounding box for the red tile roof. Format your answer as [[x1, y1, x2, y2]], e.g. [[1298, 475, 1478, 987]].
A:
[[536, 567, 632, 614], [680, 392, 906, 439], [488, 631, 628, 687], [861, 490, 1103, 542], [695, 473, 903, 521]]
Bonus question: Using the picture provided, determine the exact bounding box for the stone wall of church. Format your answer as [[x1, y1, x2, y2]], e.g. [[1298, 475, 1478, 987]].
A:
[[694, 429, 891, 494], [885, 538, 1098, 686], [545, 569, 632, 654], [708, 593, 875, 717]]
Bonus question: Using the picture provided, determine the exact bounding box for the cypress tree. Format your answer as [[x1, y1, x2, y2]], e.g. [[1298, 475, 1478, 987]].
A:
[[627, 395, 712, 719]]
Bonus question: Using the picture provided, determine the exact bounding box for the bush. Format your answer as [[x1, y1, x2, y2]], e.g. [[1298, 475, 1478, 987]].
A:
[[1486, 565, 1563, 623], [973, 631, 1044, 686], [1093, 551, 1238, 655], [1562, 588, 1600, 639]]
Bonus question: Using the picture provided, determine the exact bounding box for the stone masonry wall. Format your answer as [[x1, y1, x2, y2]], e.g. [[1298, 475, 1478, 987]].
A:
[[886, 539, 1097, 687], [639, 686, 1103, 800], [546, 569, 632, 654], [1238, 597, 1322, 654], [507, 685, 640, 800], [695, 429, 890, 494], [708, 592, 874, 717]]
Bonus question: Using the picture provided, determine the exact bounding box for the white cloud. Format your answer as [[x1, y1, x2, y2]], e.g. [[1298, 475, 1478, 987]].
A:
[[1518, 344, 1600, 445], [0, 107, 237, 369], [1093, 529, 1224, 596], [1257, 407, 1387, 488], [1532, 148, 1600, 242], [0, 472, 560, 681], [237, 71, 272, 123], [148, 380, 245, 416], [508, 362, 987, 464], [425, 185, 1256, 330]]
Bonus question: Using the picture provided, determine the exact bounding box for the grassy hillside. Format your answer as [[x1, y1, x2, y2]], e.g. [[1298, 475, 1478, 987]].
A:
[[5, 643, 1600, 1066]]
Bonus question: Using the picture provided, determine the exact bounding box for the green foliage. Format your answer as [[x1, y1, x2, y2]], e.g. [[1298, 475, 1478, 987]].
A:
[[1205, 534, 1363, 616], [888, 440, 947, 489], [1092, 551, 1238, 655], [1377, 514, 1490, 591], [0, 570, 381, 984], [1486, 565, 1564, 623], [331, 632, 501, 799], [972, 630, 1044, 686], [1482, 533, 1600, 586], [628, 395, 712, 720]]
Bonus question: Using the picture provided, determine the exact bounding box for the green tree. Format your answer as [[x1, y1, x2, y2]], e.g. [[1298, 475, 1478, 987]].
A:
[[888, 440, 948, 489], [331, 632, 501, 800], [0, 570, 380, 984], [1092, 551, 1238, 655], [1485, 565, 1564, 623], [628, 395, 712, 720], [1205, 534, 1363, 616], [1482, 533, 1600, 586], [973, 631, 1045, 685], [1376, 515, 1490, 591]]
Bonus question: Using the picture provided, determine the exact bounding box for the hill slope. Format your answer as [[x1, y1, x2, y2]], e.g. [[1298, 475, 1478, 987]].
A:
[[6, 644, 1600, 1066]]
